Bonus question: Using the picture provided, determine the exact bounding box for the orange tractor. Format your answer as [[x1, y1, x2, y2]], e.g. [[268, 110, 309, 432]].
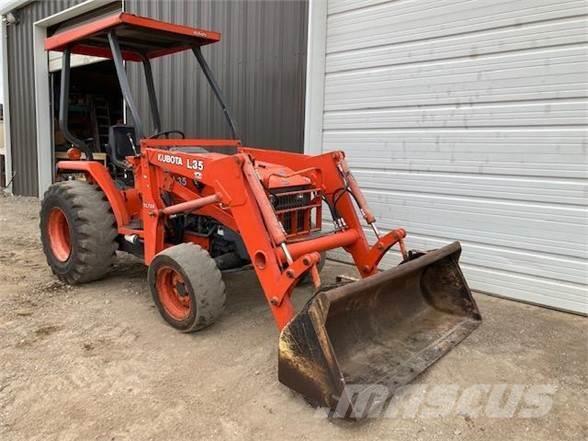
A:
[[40, 13, 481, 415]]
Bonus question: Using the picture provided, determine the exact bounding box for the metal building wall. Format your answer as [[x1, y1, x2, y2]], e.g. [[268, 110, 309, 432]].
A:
[[320, 0, 588, 313], [125, 0, 308, 152], [5, 0, 84, 196]]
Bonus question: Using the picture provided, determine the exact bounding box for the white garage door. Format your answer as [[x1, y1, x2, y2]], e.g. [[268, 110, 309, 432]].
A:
[[319, 0, 588, 313]]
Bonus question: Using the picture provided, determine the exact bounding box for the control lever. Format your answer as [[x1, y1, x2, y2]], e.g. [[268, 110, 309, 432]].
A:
[[127, 133, 139, 156]]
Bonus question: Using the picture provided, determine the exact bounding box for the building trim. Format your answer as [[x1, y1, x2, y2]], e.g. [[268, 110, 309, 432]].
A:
[[1, 18, 13, 192], [303, 0, 327, 155], [32, 22, 51, 196]]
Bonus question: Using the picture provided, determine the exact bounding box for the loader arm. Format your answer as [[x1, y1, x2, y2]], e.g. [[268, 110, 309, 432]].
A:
[[131, 143, 409, 329]]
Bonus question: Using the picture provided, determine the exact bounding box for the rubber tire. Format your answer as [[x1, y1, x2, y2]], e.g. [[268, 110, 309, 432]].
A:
[[299, 251, 327, 285], [40, 180, 118, 284], [148, 243, 226, 332]]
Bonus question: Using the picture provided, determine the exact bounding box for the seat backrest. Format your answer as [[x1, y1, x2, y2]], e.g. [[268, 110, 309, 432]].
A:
[[108, 125, 138, 162]]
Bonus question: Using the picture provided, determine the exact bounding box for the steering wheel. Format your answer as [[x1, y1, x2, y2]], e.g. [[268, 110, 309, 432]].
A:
[[148, 130, 186, 139]]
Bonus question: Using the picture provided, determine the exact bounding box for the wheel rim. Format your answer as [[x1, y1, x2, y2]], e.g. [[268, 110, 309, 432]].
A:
[[47, 207, 71, 262], [156, 266, 192, 321]]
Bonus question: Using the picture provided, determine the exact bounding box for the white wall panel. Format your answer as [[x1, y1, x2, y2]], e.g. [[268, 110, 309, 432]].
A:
[[325, 47, 588, 109], [319, 0, 588, 313], [326, 0, 587, 52]]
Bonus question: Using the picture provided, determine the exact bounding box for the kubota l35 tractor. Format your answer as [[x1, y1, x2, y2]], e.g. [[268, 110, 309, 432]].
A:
[[39, 12, 481, 417]]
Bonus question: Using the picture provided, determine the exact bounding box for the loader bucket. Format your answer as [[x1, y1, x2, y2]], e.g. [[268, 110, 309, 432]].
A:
[[278, 241, 481, 418]]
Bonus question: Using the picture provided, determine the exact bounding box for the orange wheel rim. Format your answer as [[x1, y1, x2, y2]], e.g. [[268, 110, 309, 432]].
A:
[[47, 207, 71, 262], [156, 266, 192, 321]]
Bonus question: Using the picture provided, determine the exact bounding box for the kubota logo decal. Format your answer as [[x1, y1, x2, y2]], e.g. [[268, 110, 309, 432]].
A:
[[157, 153, 183, 166]]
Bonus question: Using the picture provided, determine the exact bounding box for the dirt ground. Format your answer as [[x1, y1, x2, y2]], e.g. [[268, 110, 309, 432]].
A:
[[0, 193, 586, 441]]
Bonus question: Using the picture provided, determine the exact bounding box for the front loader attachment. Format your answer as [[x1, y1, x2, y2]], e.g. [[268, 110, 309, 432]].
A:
[[278, 241, 481, 417]]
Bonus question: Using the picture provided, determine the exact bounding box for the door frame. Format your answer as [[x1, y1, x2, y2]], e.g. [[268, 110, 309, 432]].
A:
[[303, 0, 327, 155], [2, 17, 14, 192], [33, 0, 122, 197]]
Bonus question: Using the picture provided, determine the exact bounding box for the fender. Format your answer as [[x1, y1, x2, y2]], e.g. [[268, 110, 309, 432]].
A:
[[56, 161, 130, 227]]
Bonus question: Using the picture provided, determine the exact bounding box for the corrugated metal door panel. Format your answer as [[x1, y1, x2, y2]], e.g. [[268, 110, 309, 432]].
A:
[[326, 0, 587, 53], [322, 0, 588, 313], [324, 47, 588, 109], [325, 102, 588, 129], [125, 0, 308, 152], [327, 130, 587, 178], [326, 16, 588, 73]]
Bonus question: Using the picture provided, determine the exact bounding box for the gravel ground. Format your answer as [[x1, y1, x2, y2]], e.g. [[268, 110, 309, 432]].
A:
[[0, 192, 586, 441]]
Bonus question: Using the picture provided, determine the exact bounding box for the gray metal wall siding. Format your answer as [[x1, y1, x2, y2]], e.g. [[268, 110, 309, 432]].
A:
[[125, 0, 308, 152], [322, 0, 588, 313], [6, 0, 83, 196]]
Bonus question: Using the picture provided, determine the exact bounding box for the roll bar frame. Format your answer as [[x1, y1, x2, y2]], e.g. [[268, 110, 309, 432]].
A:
[[58, 31, 240, 156]]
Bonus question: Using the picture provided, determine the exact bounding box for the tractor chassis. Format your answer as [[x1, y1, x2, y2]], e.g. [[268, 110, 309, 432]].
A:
[[58, 140, 407, 329]]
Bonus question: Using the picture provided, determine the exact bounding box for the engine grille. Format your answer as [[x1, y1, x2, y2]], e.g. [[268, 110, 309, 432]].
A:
[[271, 186, 322, 238]]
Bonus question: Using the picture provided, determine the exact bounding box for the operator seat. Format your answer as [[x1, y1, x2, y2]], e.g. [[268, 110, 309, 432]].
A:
[[108, 124, 138, 166]]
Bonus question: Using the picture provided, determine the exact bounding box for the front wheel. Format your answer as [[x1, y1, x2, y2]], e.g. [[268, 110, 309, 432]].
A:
[[148, 243, 226, 332]]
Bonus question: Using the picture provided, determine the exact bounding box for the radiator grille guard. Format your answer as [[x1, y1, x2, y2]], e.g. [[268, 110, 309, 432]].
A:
[[271, 186, 322, 238]]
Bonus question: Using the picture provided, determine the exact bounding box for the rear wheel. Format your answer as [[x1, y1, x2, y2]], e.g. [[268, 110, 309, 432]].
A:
[[40, 180, 118, 284], [148, 243, 226, 332]]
